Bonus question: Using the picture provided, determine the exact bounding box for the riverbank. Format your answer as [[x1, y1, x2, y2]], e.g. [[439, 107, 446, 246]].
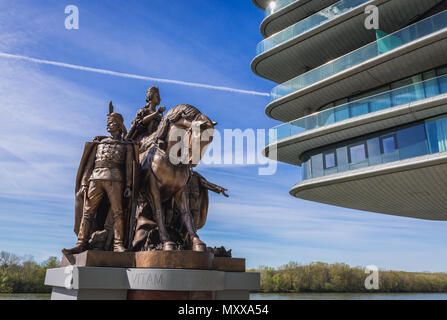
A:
[[252, 293, 447, 300], [2, 252, 447, 295], [254, 262, 447, 293], [0, 293, 51, 300]]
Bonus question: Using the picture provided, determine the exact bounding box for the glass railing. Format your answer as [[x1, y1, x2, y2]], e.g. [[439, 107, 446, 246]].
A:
[[270, 10, 447, 102], [268, 74, 447, 145], [257, 0, 370, 55], [265, 0, 296, 17], [300, 114, 447, 180]]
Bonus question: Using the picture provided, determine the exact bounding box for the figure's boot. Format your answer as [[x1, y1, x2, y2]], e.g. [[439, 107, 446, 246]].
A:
[[113, 214, 127, 253], [162, 241, 176, 251], [192, 236, 206, 252], [62, 218, 91, 255]]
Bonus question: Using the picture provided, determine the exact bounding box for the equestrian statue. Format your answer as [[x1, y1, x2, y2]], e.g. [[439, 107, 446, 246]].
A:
[[63, 87, 228, 255]]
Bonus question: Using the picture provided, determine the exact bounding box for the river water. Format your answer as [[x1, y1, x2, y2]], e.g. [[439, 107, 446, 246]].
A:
[[251, 293, 447, 300], [1, 293, 447, 300]]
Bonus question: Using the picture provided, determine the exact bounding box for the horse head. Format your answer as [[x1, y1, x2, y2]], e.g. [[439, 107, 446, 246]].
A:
[[165, 105, 217, 167], [189, 113, 217, 167]]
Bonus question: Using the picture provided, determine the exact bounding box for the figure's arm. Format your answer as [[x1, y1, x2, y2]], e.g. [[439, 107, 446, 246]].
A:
[[142, 106, 166, 125], [197, 174, 229, 197], [81, 145, 97, 187], [142, 111, 159, 125]]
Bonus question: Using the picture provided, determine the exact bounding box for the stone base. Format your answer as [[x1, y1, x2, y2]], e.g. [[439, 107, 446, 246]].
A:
[[61, 250, 135, 268], [45, 267, 259, 300], [49, 250, 255, 300], [213, 257, 245, 272], [61, 250, 246, 272]]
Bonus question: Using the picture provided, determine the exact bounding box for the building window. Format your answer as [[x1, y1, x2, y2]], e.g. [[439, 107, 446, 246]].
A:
[[348, 143, 367, 163], [315, 65, 447, 115], [380, 135, 397, 154], [324, 151, 337, 169]]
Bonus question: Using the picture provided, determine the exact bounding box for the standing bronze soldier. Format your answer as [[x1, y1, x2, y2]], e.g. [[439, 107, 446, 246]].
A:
[[63, 103, 138, 255]]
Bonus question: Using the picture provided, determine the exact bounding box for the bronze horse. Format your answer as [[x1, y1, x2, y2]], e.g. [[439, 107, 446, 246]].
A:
[[133, 104, 217, 251]]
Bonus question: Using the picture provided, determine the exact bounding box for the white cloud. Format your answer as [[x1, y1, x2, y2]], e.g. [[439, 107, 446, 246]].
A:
[[0, 52, 269, 97], [0, 59, 105, 200]]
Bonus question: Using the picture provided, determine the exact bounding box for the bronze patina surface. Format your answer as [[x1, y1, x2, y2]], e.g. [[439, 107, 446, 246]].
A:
[[132, 103, 218, 252], [212, 257, 246, 272], [61, 250, 135, 268], [135, 250, 214, 270], [60, 250, 244, 272], [62, 87, 233, 263], [62, 102, 138, 256]]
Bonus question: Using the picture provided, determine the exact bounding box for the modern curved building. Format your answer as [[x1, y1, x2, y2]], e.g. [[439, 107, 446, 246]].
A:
[[253, 0, 447, 220]]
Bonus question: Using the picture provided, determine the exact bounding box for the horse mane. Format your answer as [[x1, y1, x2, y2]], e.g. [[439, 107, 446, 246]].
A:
[[150, 104, 204, 148], [164, 104, 202, 122]]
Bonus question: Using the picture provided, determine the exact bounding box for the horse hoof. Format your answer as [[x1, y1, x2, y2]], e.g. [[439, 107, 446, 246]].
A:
[[163, 241, 176, 251], [192, 238, 206, 252]]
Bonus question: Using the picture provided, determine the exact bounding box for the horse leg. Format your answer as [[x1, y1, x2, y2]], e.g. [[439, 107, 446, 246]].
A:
[[147, 172, 176, 251], [174, 188, 206, 252]]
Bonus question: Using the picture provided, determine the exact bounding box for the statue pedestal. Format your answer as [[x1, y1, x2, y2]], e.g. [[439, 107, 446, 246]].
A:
[[46, 251, 259, 300]]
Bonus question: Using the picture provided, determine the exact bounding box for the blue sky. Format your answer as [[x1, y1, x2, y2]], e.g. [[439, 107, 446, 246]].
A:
[[0, 0, 445, 271]]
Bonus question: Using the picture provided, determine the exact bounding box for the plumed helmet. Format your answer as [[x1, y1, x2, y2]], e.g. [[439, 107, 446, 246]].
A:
[[107, 101, 127, 136]]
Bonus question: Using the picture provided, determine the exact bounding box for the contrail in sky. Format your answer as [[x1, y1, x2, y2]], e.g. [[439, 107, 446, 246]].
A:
[[0, 51, 270, 97]]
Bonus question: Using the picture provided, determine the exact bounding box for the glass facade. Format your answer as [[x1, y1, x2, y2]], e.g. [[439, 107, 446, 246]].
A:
[[257, 0, 369, 55], [265, 0, 296, 17], [270, 10, 447, 102], [268, 70, 447, 145], [301, 114, 447, 181]]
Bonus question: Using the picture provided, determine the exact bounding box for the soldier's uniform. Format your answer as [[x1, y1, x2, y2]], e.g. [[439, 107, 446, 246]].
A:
[[76, 137, 134, 252], [63, 107, 138, 255]]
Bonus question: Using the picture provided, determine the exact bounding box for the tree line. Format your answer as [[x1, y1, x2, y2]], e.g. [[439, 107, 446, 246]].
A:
[[2, 251, 447, 294], [251, 262, 447, 293], [0, 251, 59, 293]]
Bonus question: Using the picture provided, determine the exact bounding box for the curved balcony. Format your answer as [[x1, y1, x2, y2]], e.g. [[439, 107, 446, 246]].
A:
[[265, 0, 296, 17], [291, 150, 447, 220], [266, 10, 447, 121], [270, 11, 447, 102], [257, 0, 369, 54], [268, 75, 447, 145], [299, 113, 447, 180], [252, 0, 270, 10], [261, 0, 339, 38], [264, 93, 447, 166], [253, 0, 444, 84], [289, 113, 447, 220]]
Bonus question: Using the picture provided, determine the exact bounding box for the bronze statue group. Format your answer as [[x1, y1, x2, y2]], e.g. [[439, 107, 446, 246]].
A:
[[63, 87, 228, 255]]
